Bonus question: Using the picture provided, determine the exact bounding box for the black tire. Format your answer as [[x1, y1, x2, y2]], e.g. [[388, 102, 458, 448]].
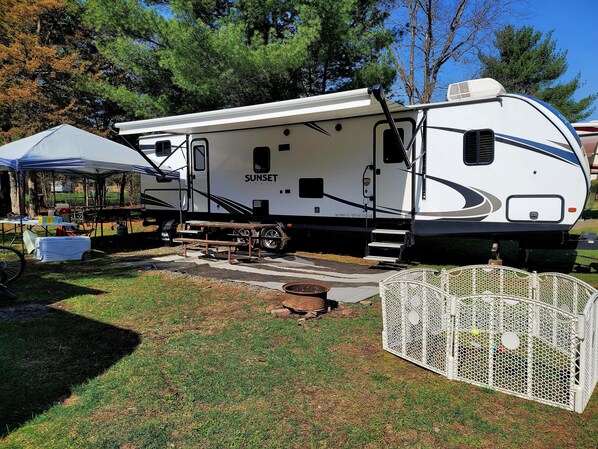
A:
[[234, 228, 256, 246], [0, 246, 25, 284], [260, 226, 285, 252]]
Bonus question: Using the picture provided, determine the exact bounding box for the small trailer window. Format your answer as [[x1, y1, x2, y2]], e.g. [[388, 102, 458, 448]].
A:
[[464, 130, 494, 165], [383, 128, 405, 164], [194, 143, 206, 171], [253, 147, 270, 173], [155, 140, 172, 157], [299, 178, 324, 198]]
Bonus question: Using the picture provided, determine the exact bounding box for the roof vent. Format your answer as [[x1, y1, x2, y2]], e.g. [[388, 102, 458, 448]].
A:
[[447, 78, 506, 102]]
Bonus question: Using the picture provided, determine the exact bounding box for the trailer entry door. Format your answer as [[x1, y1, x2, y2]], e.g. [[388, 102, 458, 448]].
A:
[[190, 139, 209, 213], [373, 119, 415, 219]]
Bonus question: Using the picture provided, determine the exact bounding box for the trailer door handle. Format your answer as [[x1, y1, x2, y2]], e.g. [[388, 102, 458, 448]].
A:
[[376, 169, 381, 175]]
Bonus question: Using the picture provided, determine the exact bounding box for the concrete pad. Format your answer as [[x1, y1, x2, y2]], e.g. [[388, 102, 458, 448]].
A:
[[131, 250, 397, 303]]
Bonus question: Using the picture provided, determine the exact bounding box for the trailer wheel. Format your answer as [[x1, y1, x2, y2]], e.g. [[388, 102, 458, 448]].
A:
[[160, 219, 178, 247], [234, 228, 256, 246], [260, 226, 286, 252]]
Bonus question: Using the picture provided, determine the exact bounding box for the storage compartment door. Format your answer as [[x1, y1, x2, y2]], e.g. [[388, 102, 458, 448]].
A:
[[506, 195, 564, 222]]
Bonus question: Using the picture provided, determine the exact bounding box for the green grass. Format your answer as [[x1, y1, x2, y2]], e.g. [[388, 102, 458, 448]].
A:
[[1, 213, 598, 447]]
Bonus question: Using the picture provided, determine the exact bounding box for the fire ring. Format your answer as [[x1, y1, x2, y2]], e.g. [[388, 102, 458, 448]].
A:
[[281, 281, 332, 313]]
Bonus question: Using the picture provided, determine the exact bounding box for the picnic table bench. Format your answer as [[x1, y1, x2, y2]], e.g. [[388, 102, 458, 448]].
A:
[[172, 237, 245, 263]]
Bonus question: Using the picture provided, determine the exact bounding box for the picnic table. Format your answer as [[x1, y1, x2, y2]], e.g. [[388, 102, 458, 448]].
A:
[[0, 218, 78, 244], [174, 220, 283, 263]]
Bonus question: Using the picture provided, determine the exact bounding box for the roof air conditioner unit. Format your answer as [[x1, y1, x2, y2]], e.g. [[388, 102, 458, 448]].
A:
[[447, 78, 506, 101]]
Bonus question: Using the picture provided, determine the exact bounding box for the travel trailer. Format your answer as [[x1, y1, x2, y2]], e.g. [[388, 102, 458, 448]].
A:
[[572, 121, 598, 180], [116, 78, 591, 262]]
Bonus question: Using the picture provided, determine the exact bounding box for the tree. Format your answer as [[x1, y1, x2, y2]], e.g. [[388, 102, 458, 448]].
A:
[[479, 25, 596, 122], [388, 0, 519, 104], [82, 0, 396, 118], [0, 0, 128, 214]]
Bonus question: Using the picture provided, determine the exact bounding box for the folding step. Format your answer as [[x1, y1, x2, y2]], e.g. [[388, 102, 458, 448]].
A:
[[179, 229, 202, 235], [372, 229, 409, 236], [368, 242, 405, 249], [364, 227, 411, 264], [363, 255, 401, 263]]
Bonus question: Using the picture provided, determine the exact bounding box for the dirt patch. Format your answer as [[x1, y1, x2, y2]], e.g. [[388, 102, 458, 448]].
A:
[[0, 303, 55, 322]]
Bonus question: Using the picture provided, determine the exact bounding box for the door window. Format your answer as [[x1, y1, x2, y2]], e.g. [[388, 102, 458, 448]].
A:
[[194, 143, 206, 171], [383, 128, 406, 164]]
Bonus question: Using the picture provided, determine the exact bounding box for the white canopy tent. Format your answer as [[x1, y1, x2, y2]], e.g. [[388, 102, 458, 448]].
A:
[[0, 124, 179, 178], [0, 125, 182, 246]]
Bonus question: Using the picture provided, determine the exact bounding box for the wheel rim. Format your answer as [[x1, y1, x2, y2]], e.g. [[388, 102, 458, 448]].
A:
[[235, 228, 252, 245], [261, 227, 282, 251], [0, 246, 25, 284]]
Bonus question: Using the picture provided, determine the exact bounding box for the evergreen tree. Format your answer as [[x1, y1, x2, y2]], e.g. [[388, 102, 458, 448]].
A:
[[82, 0, 396, 118], [479, 25, 596, 122]]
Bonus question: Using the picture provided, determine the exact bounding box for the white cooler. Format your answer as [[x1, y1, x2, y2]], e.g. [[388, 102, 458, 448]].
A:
[[35, 236, 91, 262]]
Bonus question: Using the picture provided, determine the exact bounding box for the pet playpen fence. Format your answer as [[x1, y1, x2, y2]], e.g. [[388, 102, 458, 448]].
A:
[[380, 265, 598, 412]]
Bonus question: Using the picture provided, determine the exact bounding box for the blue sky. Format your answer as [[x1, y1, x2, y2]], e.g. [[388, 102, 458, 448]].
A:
[[522, 0, 598, 120]]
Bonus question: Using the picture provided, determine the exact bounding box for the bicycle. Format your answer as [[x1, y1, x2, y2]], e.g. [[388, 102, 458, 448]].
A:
[[0, 245, 25, 301]]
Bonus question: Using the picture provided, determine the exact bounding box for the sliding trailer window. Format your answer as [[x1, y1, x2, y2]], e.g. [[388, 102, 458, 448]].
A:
[[299, 178, 324, 198], [253, 146, 270, 173], [464, 130, 494, 165], [155, 140, 172, 157]]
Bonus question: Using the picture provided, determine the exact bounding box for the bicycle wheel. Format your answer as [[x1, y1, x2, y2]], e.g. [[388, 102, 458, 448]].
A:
[[0, 245, 25, 284]]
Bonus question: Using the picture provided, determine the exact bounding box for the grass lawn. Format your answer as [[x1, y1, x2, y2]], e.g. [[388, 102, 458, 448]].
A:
[[0, 226, 597, 448]]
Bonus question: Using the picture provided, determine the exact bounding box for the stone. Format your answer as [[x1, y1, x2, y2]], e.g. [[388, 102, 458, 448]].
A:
[[265, 304, 277, 314], [272, 308, 291, 318]]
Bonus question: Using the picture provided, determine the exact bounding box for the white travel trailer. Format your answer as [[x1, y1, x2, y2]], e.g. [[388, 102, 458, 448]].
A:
[[116, 78, 591, 262]]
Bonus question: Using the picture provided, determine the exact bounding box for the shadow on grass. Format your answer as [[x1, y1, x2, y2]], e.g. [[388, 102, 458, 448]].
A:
[[0, 251, 141, 437], [0, 308, 139, 437]]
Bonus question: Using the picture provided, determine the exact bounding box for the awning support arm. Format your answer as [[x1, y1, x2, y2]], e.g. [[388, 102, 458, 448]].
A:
[[114, 132, 170, 179], [369, 84, 411, 168]]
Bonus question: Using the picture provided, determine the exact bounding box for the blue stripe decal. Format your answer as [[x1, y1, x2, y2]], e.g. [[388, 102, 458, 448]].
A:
[[496, 133, 578, 166]]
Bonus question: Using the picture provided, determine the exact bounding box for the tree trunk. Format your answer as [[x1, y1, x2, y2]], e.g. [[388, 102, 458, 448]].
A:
[[9, 171, 20, 215], [0, 172, 11, 216], [119, 172, 127, 206], [27, 171, 41, 217]]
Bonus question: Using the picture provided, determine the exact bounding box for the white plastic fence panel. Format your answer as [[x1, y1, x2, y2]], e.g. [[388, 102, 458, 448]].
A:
[[380, 265, 598, 413], [382, 281, 449, 376]]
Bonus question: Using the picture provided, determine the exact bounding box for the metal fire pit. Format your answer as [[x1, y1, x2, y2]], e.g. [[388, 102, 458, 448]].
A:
[[282, 281, 331, 313]]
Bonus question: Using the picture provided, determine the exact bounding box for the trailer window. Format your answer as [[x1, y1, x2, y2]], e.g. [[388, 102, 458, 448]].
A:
[[155, 140, 172, 157], [383, 128, 405, 164], [194, 143, 206, 171], [253, 147, 270, 173], [299, 178, 324, 198], [464, 130, 494, 165]]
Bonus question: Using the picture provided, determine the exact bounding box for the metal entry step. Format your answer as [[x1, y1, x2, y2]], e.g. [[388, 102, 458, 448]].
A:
[[364, 228, 412, 264]]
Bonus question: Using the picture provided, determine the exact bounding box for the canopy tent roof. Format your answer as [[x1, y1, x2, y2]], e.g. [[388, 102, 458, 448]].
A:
[[116, 87, 408, 136], [0, 124, 179, 178]]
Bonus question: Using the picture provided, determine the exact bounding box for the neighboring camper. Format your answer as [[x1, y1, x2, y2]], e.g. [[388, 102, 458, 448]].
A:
[[116, 78, 590, 262], [572, 121, 598, 180]]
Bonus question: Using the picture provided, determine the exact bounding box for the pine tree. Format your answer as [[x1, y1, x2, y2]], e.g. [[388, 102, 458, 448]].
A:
[[82, 0, 396, 117], [479, 25, 596, 122]]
